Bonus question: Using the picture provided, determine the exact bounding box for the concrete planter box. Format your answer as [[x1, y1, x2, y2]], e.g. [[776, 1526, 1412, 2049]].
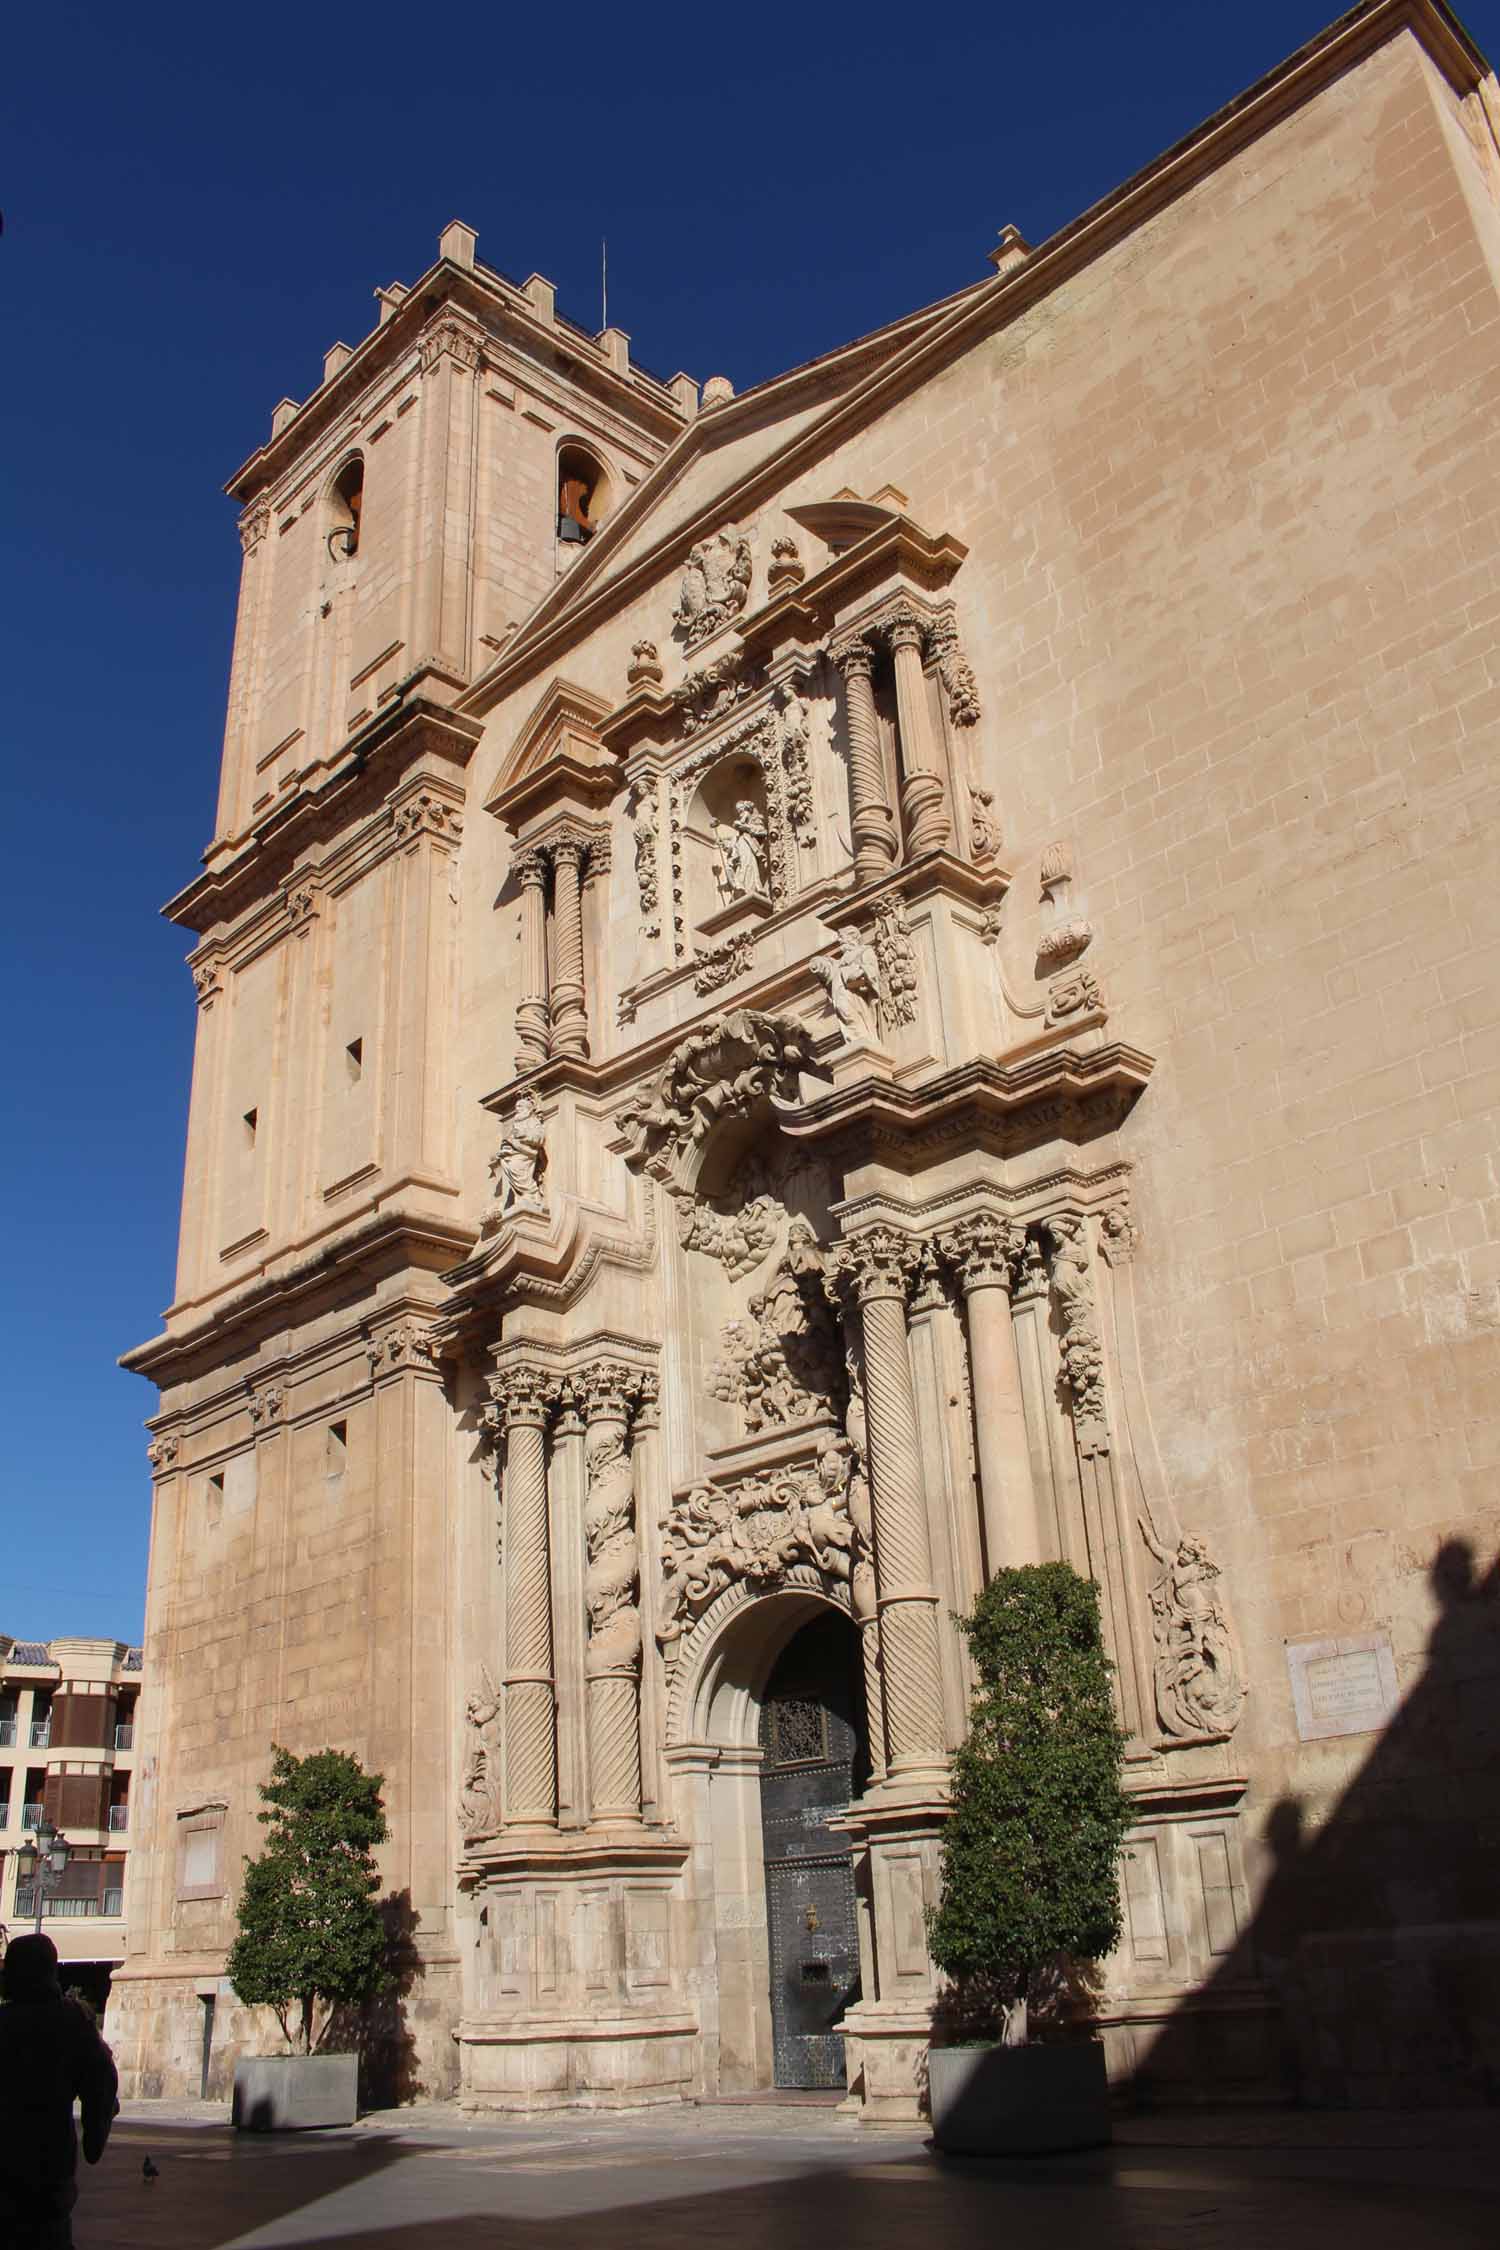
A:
[[928, 2041, 1111, 2155], [232, 2053, 359, 2131]]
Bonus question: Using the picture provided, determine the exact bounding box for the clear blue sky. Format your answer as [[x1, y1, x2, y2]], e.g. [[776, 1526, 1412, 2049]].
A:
[[5, 0, 1498, 1643]]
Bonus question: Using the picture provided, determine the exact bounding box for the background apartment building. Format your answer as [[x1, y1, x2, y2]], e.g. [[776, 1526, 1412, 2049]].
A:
[[0, 1634, 142, 2014]]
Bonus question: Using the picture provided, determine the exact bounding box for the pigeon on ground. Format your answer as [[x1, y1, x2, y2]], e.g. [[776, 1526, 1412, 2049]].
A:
[[142, 2157, 159, 2183]]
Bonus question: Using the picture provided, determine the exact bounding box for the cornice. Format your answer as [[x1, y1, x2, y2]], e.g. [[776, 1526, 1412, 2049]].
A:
[[454, 1, 1486, 723], [169, 696, 481, 937], [778, 1041, 1154, 1153], [120, 1204, 475, 1387]]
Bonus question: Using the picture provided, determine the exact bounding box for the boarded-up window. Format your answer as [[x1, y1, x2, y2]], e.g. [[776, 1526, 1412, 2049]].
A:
[[176, 1803, 227, 1900], [52, 1692, 113, 1750]]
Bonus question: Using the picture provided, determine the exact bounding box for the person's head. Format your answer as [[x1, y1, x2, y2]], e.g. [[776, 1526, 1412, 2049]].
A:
[[2, 1933, 61, 2002]]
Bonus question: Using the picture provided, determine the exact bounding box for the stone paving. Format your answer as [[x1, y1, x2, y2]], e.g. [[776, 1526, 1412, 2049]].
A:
[[58, 2100, 1499, 2249]]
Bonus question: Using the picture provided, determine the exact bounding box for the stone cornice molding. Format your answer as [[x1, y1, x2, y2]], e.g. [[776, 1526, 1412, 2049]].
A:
[[172, 697, 481, 938], [778, 1040, 1154, 1161]]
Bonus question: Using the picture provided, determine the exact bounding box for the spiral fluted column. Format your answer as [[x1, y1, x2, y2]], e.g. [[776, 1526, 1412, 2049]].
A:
[[942, 1214, 1045, 1575], [548, 837, 589, 1057], [582, 1362, 644, 1825], [514, 849, 551, 1068], [836, 1230, 947, 1777], [885, 606, 951, 857], [843, 1380, 887, 1788], [832, 633, 897, 882], [492, 1364, 557, 1825]]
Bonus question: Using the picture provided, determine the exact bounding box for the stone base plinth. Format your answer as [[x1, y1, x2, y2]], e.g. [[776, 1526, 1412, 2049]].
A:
[[457, 2013, 698, 2110]]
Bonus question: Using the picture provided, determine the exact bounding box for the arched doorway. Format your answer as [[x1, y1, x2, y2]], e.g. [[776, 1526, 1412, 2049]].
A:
[[758, 1609, 868, 2088]]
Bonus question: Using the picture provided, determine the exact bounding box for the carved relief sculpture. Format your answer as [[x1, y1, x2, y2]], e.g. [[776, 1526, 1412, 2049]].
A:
[[672, 527, 752, 648], [657, 1438, 857, 1650], [460, 1667, 505, 1838], [926, 605, 981, 728], [482, 1093, 547, 1228], [626, 778, 660, 938], [616, 1009, 816, 1184], [627, 638, 664, 690], [1044, 1214, 1109, 1457], [1141, 1522, 1247, 1739], [776, 683, 815, 845], [871, 897, 919, 1032], [709, 1219, 844, 1433], [693, 931, 757, 994], [768, 534, 804, 592], [968, 787, 1000, 859], [810, 924, 880, 1040]]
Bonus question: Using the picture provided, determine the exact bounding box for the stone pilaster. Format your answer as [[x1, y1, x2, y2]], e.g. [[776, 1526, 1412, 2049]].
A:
[[490, 1363, 557, 1826]]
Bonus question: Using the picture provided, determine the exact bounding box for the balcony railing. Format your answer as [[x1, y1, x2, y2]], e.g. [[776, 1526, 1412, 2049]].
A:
[[22, 1803, 44, 1829], [108, 1805, 129, 1832], [114, 1724, 134, 1751], [0, 1720, 15, 1746], [29, 1723, 51, 1749]]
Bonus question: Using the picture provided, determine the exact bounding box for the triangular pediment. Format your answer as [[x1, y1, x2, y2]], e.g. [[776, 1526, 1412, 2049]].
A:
[[482, 675, 615, 829]]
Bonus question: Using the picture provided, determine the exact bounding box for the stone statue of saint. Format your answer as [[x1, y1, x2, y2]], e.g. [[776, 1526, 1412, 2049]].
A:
[[712, 800, 768, 900], [811, 924, 881, 1037], [486, 1093, 547, 1224]]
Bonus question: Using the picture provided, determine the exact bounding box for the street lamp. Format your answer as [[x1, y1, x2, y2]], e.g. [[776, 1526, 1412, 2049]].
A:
[[15, 1816, 69, 1936]]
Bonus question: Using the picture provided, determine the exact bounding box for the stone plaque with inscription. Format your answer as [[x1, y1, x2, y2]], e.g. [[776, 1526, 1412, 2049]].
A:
[[1286, 1633, 1400, 1742]]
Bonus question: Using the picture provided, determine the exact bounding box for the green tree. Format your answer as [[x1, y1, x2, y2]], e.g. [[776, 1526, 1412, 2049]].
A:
[[226, 1746, 391, 2054], [927, 1563, 1132, 2044]]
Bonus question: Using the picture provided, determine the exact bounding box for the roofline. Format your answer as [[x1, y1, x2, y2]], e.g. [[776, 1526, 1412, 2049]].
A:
[[224, 251, 694, 506], [456, 0, 1493, 717]]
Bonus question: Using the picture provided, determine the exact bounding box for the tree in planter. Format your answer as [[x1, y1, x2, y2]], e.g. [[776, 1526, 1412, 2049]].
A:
[[927, 1562, 1132, 2046], [226, 1746, 390, 2055]]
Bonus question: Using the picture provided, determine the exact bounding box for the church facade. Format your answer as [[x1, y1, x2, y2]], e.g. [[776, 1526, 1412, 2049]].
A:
[[116, 1, 1500, 2115]]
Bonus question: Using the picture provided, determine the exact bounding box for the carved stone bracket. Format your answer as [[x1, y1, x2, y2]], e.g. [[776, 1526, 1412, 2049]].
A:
[[420, 312, 485, 374], [393, 790, 464, 843], [366, 1320, 438, 1374], [248, 1384, 285, 1425], [191, 961, 222, 1006], [146, 1432, 180, 1472]]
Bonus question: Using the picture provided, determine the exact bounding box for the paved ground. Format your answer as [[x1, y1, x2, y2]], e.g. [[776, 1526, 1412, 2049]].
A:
[[62, 2099, 1498, 2249]]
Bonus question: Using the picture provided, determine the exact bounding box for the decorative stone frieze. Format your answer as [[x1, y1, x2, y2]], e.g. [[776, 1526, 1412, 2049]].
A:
[[672, 527, 752, 648], [366, 1320, 438, 1372], [393, 790, 464, 841], [670, 647, 758, 735], [692, 930, 757, 994]]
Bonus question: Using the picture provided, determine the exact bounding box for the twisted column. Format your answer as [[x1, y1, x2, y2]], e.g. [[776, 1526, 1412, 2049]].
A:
[[582, 1361, 644, 1824], [835, 1230, 947, 1777], [832, 633, 897, 882], [514, 849, 550, 1067], [885, 606, 951, 856], [843, 1376, 886, 1787], [548, 837, 589, 1057], [492, 1364, 556, 1825], [941, 1214, 1044, 1576]]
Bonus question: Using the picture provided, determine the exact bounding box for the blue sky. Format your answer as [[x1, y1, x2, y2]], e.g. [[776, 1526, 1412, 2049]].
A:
[[5, 0, 1498, 1642]]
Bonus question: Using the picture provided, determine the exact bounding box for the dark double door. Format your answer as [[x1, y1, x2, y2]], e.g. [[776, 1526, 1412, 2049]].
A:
[[759, 1613, 868, 2089]]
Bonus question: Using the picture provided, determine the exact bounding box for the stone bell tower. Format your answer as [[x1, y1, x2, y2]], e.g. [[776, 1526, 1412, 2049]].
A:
[[112, 224, 696, 2098]]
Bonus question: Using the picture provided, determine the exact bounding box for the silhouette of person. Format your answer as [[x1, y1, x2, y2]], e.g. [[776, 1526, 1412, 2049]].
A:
[[0, 1933, 118, 2249]]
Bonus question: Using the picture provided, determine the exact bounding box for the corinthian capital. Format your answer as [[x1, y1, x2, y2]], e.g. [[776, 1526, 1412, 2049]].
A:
[[828, 1226, 921, 1307], [487, 1363, 553, 1429], [578, 1359, 643, 1425], [829, 631, 875, 680], [939, 1212, 1025, 1292]]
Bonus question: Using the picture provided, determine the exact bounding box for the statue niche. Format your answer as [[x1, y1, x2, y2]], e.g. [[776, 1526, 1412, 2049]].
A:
[[684, 752, 771, 935]]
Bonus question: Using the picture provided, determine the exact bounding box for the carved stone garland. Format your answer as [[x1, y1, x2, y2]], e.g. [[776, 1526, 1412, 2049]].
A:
[[626, 777, 661, 939]]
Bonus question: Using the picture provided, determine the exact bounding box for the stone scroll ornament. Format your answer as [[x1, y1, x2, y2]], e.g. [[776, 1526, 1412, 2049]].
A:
[[672, 527, 752, 649], [459, 1666, 504, 1839], [657, 1439, 858, 1650], [615, 1009, 817, 1186]]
